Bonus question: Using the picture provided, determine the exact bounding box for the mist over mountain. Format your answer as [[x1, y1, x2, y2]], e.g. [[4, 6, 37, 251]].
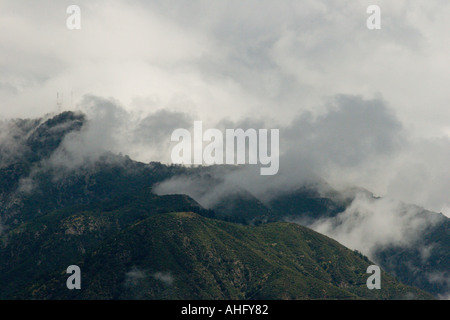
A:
[[154, 166, 450, 298], [26, 94, 449, 219], [0, 111, 448, 299], [2, 0, 449, 304]]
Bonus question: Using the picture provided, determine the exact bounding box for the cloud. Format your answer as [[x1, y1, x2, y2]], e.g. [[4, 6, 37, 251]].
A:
[[0, 117, 45, 168], [151, 93, 450, 216], [307, 192, 444, 259], [124, 267, 147, 288], [0, 121, 27, 168], [152, 271, 174, 287], [1, 0, 449, 137], [154, 167, 239, 208], [44, 95, 194, 169], [383, 137, 450, 217], [134, 110, 192, 145], [158, 94, 402, 190], [427, 272, 450, 300], [124, 267, 174, 288], [275, 94, 404, 195], [130, 109, 193, 163], [47, 95, 128, 168]]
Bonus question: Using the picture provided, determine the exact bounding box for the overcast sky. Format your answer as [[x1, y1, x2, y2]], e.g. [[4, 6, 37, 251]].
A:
[[0, 0, 449, 215]]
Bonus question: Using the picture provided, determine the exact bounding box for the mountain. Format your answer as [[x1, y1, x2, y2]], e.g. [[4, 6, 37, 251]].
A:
[[265, 186, 450, 298], [0, 111, 447, 299], [209, 189, 275, 225], [0, 188, 432, 299], [373, 215, 449, 297], [266, 185, 349, 225]]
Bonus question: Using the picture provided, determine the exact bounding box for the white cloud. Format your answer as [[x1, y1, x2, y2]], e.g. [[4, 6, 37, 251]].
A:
[[1, 1, 449, 133], [309, 193, 444, 259], [124, 267, 147, 288], [152, 272, 174, 287], [124, 268, 174, 287]]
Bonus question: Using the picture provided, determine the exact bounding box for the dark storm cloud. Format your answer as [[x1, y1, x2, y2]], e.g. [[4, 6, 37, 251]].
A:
[[282, 95, 403, 169]]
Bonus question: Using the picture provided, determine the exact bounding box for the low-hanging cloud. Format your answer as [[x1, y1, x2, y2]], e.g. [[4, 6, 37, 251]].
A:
[[124, 267, 174, 287], [3, 91, 449, 217], [151, 94, 450, 217], [307, 193, 444, 259], [427, 272, 450, 300], [152, 271, 174, 287], [0, 117, 43, 168], [124, 267, 147, 288], [46, 95, 194, 169]]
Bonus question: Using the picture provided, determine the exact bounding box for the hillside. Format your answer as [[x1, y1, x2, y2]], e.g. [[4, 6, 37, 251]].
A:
[[0, 191, 432, 299]]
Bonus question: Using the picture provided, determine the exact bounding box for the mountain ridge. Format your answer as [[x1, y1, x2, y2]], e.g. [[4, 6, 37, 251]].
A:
[[0, 111, 448, 299], [0, 199, 433, 299]]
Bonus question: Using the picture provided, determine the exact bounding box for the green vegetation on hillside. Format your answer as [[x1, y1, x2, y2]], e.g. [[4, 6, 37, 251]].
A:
[[0, 189, 433, 300]]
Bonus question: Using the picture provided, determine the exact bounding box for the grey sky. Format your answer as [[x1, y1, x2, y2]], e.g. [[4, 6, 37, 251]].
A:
[[0, 0, 449, 134]]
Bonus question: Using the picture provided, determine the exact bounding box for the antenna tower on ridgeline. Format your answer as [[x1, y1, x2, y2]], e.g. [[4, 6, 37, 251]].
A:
[[56, 92, 63, 112]]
